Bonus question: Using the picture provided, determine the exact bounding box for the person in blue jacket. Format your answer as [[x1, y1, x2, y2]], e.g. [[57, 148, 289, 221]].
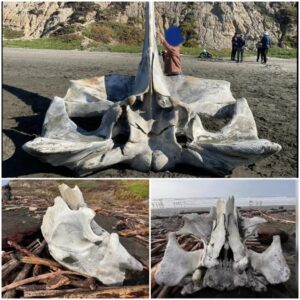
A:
[[261, 32, 271, 64]]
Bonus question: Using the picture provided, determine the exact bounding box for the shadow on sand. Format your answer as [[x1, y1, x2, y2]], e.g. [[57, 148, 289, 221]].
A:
[[2, 84, 72, 177], [2, 85, 220, 178]]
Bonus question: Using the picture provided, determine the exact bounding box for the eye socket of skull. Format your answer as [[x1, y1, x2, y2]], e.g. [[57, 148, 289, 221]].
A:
[[71, 116, 103, 132], [200, 114, 232, 133]]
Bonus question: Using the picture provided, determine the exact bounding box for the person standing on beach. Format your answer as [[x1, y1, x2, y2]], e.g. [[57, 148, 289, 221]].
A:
[[236, 34, 246, 63], [157, 29, 183, 76], [256, 36, 263, 62], [231, 32, 238, 61], [261, 32, 271, 64]]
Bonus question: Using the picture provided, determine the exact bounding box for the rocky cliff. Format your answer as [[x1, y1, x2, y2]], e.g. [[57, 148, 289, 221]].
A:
[[3, 2, 297, 49]]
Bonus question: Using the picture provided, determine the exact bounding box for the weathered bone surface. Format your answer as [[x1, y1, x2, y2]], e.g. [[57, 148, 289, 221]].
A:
[[155, 197, 290, 293], [23, 2, 281, 176], [41, 184, 143, 285]]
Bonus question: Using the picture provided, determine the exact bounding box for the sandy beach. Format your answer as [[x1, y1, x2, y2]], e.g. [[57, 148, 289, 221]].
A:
[[2, 48, 297, 178]]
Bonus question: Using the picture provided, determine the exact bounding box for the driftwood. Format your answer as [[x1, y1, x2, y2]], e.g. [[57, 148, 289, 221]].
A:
[[46, 274, 71, 290], [2, 251, 14, 263], [7, 240, 37, 257], [32, 264, 42, 277], [260, 212, 296, 224], [3, 264, 34, 298], [3, 240, 46, 298], [151, 264, 160, 289], [21, 256, 62, 271], [61, 285, 149, 298], [157, 286, 171, 298], [24, 288, 90, 298], [2, 257, 20, 280], [2, 240, 42, 280], [69, 278, 97, 290], [151, 243, 166, 256], [2, 271, 88, 292], [16, 284, 46, 291]]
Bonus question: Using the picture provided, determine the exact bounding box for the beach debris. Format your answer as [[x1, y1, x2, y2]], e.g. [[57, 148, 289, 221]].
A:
[[257, 225, 289, 244], [23, 3, 281, 176], [154, 197, 290, 294], [41, 184, 143, 285], [2, 195, 149, 298]]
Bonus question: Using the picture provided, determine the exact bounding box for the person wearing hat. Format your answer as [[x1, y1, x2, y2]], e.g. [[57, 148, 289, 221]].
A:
[[261, 31, 272, 64], [236, 33, 246, 63], [157, 27, 183, 76]]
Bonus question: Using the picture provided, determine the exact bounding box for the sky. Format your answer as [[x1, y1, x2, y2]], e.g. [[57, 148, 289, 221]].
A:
[[151, 179, 297, 199]]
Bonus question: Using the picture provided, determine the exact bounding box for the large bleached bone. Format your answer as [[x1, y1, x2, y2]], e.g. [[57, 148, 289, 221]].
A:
[[241, 216, 267, 239], [155, 233, 204, 286], [41, 184, 143, 285], [248, 235, 290, 284], [155, 197, 290, 293], [176, 207, 216, 242], [203, 200, 226, 268], [226, 196, 248, 270], [23, 2, 281, 176]]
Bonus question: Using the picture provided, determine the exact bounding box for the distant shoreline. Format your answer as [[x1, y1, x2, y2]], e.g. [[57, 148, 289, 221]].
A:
[[152, 205, 296, 217]]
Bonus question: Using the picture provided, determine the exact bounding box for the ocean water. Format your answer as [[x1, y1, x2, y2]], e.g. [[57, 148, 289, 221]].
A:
[[151, 196, 296, 209]]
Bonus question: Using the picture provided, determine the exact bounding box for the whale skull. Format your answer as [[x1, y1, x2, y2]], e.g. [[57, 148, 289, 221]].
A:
[[23, 3, 281, 176], [41, 184, 143, 285], [155, 197, 290, 294]]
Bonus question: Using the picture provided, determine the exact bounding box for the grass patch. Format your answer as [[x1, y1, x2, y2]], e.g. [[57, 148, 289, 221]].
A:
[[3, 36, 297, 59], [122, 180, 149, 200], [268, 47, 297, 59], [114, 180, 149, 205], [3, 34, 83, 50], [3, 26, 24, 39]]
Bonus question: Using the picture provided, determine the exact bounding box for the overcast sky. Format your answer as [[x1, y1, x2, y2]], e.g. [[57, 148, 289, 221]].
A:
[[151, 179, 297, 199]]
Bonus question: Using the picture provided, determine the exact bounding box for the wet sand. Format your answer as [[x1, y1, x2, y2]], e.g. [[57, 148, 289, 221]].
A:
[[2, 48, 297, 178]]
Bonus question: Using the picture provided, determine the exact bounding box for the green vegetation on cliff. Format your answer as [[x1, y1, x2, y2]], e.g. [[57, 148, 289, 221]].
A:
[[3, 26, 24, 39], [82, 22, 144, 45], [4, 37, 296, 59]]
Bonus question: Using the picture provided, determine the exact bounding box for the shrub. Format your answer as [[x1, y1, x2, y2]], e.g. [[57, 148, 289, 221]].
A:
[[83, 22, 143, 45], [83, 23, 114, 43], [3, 27, 24, 39], [183, 39, 199, 47]]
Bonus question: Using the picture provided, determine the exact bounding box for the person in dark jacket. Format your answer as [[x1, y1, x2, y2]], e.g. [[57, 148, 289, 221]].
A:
[[256, 36, 263, 63], [261, 32, 271, 64], [236, 34, 245, 63], [231, 32, 238, 61]]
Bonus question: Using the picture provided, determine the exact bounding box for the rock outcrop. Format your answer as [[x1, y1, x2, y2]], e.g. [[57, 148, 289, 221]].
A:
[[3, 2, 297, 49]]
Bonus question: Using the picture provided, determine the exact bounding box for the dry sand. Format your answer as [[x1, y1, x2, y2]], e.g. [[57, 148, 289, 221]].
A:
[[2, 48, 297, 178]]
